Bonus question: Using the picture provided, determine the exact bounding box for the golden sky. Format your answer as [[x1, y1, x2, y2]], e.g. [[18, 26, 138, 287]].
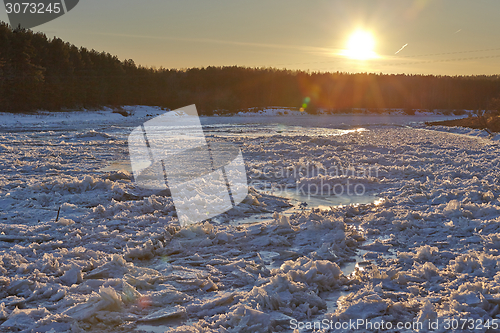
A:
[[2, 0, 500, 75]]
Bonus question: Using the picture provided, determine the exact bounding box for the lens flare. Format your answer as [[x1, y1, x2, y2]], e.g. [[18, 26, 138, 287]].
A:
[[138, 296, 151, 308], [300, 96, 311, 111]]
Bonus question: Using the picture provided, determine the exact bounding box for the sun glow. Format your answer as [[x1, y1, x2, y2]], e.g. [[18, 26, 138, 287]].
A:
[[341, 30, 377, 60]]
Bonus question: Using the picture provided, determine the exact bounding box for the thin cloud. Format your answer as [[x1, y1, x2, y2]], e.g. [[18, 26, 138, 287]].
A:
[[86, 31, 337, 55]]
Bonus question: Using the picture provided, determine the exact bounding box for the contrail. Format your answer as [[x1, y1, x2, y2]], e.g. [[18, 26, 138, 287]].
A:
[[395, 43, 408, 54]]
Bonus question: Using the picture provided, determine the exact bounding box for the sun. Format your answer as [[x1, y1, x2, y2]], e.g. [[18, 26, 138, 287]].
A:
[[341, 30, 377, 60]]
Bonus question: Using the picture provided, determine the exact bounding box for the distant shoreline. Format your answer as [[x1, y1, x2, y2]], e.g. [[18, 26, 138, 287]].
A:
[[427, 115, 500, 133], [0, 106, 472, 117]]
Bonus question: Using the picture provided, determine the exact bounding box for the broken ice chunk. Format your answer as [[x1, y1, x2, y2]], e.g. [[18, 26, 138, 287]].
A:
[[60, 265, 83, 286], [138, 305, 186, 322]]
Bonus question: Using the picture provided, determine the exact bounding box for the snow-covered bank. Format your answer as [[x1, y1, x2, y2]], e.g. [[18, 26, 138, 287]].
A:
[[0, 106, 166, 133], [1, 109, 500, 332], [419, 124, 500, 141], [0, 106, 465, 133]]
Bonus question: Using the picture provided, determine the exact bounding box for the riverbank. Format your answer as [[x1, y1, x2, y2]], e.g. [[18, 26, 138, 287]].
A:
[[427, 113, 500, 134]]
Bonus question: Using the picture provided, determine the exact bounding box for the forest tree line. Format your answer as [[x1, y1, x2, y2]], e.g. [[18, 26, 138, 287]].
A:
[[1, 22, 500, 115]]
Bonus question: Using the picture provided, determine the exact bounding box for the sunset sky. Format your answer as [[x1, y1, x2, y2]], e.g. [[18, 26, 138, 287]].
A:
[[2, 0, 500, 75]]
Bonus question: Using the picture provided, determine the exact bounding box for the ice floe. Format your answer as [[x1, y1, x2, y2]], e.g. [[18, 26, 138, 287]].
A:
[[1, 107, 500, 332]]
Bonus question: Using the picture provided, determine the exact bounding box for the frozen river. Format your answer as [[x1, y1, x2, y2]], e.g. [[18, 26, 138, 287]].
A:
[[1, 107, 499, 333]]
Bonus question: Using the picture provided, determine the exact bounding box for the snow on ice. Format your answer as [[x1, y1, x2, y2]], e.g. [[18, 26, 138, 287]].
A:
[[0, 107, 499, 332]]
